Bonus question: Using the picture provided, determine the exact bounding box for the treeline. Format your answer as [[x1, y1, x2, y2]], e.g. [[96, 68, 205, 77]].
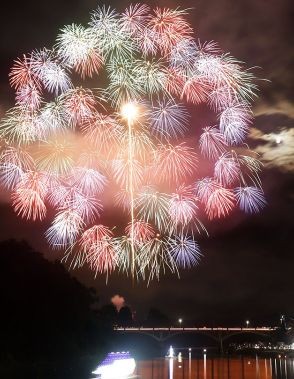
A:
[[0, 240, 116, 378]]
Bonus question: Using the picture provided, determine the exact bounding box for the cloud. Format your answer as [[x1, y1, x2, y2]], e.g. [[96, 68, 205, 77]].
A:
[[251, 127, 294, 172], [254, 100, 294, 119], [250, 101, 294, 172]]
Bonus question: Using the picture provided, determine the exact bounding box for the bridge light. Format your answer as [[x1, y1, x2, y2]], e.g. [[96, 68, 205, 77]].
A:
[[246, 320, 250, 327], [203, 348, 207, 353], [178, 318, 183, 325]]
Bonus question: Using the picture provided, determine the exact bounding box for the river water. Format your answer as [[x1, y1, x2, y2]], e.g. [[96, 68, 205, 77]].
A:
[[134, 355, 294, 379]]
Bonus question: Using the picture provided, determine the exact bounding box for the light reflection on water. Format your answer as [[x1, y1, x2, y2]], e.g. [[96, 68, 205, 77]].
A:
[[133, 355, 294, 379]]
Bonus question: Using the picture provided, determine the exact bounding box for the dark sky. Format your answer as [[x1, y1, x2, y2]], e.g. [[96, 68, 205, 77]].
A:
[[0, 0, 293, 324]]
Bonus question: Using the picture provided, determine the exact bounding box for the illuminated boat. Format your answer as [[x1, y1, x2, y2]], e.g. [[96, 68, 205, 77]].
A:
[[92, 351, 136, 379]]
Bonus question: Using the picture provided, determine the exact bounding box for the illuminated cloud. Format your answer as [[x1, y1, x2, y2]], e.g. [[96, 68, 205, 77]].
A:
[[250, 102, 294, 172]]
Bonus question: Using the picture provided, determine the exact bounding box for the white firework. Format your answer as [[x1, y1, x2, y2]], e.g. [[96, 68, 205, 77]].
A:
[[169, 37, 198, 72], [30, 48, 72, 94], [38, 99, 70, 137], [219, 102, 253, 145], [199, 126, 227, 160], [195, 177, 220, 204], [46, 209, 84, 248], [69, 166, 107, 195], [0, 146, 35, 189], [169, 186, 198, 226], [0, 107, 42, 145], [56, 24, 103, 78], [150, 99, 189, 140], [214, 152, 241, 186]]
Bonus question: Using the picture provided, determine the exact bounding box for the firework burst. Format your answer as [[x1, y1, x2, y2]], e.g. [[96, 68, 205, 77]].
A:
[[0, 4, 264, 283], [168, 235, 202, 269]]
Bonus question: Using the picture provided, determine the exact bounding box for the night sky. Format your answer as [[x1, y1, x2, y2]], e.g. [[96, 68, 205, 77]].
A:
[[0, 0, 293, 324]]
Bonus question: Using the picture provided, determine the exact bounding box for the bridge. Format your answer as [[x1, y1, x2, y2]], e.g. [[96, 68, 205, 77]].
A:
[[114, 326, 279, 353]]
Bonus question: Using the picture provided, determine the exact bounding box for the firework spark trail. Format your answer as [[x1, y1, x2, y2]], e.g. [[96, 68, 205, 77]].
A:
[[0, 4, 265, 283], [120, 102, 141, 281], [127, 112, 135, 281]]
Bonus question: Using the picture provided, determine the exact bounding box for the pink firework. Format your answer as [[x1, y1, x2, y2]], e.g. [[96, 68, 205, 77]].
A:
[[15, 84, 42, 110], [181, 76, 210, 104], [12, 171, 48, 221], [79, 225, 116, 276], [155, 143, 198, 185], [205, 186, 236, 220], [121, 3, 150, 35], [9, 55, 40, 90], [80, 224, 114, 250], [125, 220, 155, 243], [149, 7, 193, 54], [81, 112, 122, 156], [62, 88, 97, 125], [165, 68, 185, 97]]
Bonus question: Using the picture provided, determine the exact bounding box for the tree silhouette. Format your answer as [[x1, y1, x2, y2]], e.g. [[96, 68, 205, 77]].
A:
[[146, 307, 171, 327], [118, 306, 133, 326], [0, 239, 110, 378]]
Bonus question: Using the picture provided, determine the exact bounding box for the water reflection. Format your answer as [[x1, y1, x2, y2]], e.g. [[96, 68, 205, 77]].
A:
[[135, 355, 294, 379], [188, 349, 191, 378]]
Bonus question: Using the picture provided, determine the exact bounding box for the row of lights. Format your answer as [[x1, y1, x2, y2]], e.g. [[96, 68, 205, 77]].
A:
[[178, 318, 250, 326]]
